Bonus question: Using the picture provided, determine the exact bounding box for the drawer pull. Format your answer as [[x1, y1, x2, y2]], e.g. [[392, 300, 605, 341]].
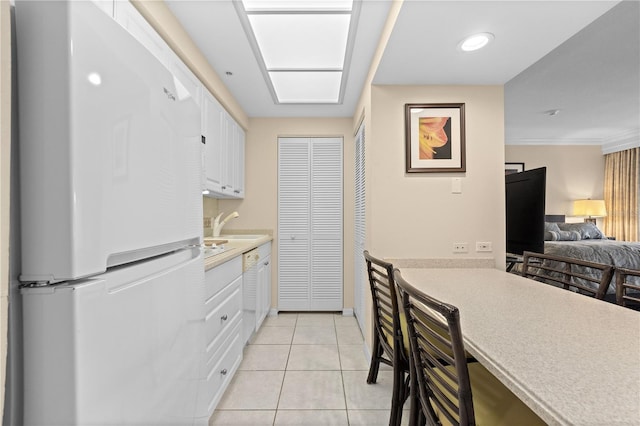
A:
[[221, 314, 228, 321], [220, 369, 228, 376]]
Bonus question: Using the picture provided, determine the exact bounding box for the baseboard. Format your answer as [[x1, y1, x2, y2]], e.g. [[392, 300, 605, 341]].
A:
[[342, 308, 354, 316], [362, 340, 371, 360]]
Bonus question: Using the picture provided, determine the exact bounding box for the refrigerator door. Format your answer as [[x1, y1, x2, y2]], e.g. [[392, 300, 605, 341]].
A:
[[21, 248, 206, 426], [17, 1, 202, 284]]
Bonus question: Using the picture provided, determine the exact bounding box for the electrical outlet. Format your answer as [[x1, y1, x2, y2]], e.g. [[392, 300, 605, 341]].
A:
[[476, 241, 493, 252], [453, 242, 468, 253]]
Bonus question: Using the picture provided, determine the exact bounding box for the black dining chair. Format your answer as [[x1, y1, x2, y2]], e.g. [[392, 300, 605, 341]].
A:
[[363, 251, 410, 426], [394, 269, 545, 426], [521, 251, 614, 300], [615, 267, 640, 310]]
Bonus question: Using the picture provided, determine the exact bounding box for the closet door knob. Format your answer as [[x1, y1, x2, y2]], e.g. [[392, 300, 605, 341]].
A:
[[220, 369, 227, 376], [221, 314, 228, 321]]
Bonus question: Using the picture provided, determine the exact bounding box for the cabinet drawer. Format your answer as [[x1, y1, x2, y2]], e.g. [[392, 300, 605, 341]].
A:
[[204, 276, 242, 350], [205, 256, 242, 299], [205, 322, 243, 415]]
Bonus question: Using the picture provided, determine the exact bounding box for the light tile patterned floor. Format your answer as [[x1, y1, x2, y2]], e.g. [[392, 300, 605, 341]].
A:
[[210, 313, 409, 426]]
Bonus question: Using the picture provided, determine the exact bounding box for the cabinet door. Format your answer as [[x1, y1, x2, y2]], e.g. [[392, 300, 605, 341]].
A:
[[202, 90, 225, 194], [221, 112, 235, 196], [167, 52, 202, 108], [90, 0, 113, 16], [232, 125, 245, 198], [114, 1, 169, 67], [256, 254, 271, 330]]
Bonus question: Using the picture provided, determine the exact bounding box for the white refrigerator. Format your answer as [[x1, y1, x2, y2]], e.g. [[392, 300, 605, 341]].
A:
[[16, 1, 206, 424]]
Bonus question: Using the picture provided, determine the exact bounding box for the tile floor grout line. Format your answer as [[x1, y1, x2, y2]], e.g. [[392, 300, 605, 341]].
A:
[[272, 313, 297, 425], [335, 313, 353, 425]]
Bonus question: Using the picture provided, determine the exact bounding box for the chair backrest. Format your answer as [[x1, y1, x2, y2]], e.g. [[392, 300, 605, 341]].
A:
[[521, 251, 614, 300], [615, 267, 640, 308], [363, 251, 405, 364], [395, 269, 475, 426]]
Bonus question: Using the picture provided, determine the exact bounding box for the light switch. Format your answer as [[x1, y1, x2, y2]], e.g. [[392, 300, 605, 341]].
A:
[[452, 178, 462, 194]]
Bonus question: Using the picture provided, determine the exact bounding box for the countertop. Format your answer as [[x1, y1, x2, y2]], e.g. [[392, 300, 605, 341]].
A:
[[204, 234, 273, 270], [399, 267, 640, 426]]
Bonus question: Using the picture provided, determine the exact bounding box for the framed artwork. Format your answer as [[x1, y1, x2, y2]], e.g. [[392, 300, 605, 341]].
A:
[[505, 162, 525, 175], [405, 103, 466, 173]]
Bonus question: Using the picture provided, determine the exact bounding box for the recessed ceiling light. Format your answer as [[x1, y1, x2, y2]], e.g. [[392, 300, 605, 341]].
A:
[[458, 32, 494, 52]]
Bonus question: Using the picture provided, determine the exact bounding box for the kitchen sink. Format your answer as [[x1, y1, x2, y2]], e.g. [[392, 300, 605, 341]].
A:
[[219, 234, 265, 240], [203, 246, 229, 258]]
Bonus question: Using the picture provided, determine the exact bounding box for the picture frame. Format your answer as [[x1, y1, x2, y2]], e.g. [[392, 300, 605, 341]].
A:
[[405, 103, 466, 173], [505, 162, 525, 175]]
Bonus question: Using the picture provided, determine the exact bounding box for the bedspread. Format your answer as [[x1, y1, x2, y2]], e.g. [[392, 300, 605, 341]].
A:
[[544, 240, 640, 293]]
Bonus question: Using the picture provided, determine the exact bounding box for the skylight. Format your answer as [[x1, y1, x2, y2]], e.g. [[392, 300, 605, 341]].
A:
[[236, 0, 358, 104]]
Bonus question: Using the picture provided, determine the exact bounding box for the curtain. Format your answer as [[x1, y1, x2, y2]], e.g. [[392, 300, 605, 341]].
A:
[[603, 148, 639, 241]]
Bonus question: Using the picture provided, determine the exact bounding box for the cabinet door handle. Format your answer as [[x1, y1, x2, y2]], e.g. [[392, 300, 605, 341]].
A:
[[264, 261, 270, 266], [221, 314, 228, 321], [220, 369, 227, 376], [234, 190, 240, 194], [221, 186, 227, 190]]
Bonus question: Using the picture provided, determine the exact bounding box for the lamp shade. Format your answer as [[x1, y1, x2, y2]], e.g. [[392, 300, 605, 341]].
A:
[[573, 199, 607, 217]]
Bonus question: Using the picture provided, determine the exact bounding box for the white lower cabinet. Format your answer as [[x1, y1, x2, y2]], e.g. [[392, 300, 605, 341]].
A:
[[256, 243, 272, 329], [198, 257, 243, 420]]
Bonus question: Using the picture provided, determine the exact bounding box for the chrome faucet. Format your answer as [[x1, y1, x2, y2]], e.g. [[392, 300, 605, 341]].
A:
[[213, 211, 239, 237]]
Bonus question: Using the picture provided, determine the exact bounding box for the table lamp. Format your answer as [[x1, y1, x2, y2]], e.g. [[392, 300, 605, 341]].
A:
[[573, 199, 607, 224]]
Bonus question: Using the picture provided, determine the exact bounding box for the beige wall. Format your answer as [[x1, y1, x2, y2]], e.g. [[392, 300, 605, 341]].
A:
[[219, 118, 356, 310], [350, 84, 505, 351], [368, 85, 506, 263], [505, 145, 605, 222], [1, 0, 11, 415]]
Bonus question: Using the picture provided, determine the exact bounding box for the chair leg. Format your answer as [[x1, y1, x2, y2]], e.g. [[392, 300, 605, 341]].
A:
[[391, 371, 411, 426], [367, 332, 382, 384], [408, 359, 421, 426], [388, 365, 404, 426]]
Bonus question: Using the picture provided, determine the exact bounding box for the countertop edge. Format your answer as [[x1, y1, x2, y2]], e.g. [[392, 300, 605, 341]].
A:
[[204, 235, 273, 270]]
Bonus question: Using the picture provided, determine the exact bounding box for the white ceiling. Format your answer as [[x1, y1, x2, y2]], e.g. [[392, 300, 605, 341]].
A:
[[166, 0, 639, 145]]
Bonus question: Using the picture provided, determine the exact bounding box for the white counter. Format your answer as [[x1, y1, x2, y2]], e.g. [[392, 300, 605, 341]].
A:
[[399, 267, 640, 426], [204, 235, 273, 270]]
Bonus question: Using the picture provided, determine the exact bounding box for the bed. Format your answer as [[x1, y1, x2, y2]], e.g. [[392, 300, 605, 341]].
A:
[[525, 216, 640, 299]]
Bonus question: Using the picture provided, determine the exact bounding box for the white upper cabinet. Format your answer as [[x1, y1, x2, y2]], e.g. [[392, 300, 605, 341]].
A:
[[225, 112, 245, 199], [167, 53, 202, 108], [202, 90, 225, 195], [114, 1, 169, 67], [234, 126, 245, 198], [202, 97, 244, 199], [112, 0, 245, 199], [90, 0, 113, 16]]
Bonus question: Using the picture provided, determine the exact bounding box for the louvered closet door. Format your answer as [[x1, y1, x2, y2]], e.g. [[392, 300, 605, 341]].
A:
[[354, 124, 366, 332], [278, 138, 311, 310], [310, 138, 343, 310], [278, 137, 343, 311]]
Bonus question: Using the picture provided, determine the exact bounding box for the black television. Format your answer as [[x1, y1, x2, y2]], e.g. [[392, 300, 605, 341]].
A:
[[505, 167, 546, 256]]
